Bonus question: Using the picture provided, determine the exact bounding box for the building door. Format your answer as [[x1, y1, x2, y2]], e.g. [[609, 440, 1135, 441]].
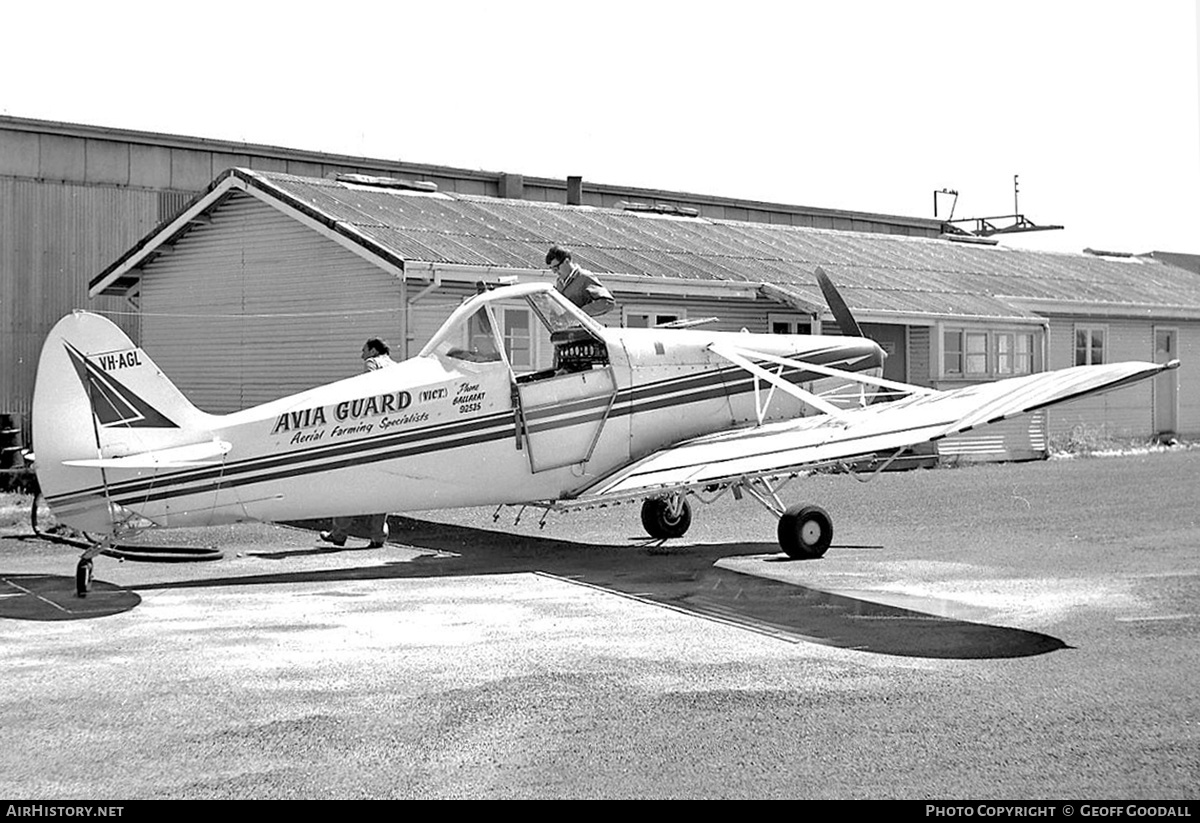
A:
[[1153, 328, 1178, 436]]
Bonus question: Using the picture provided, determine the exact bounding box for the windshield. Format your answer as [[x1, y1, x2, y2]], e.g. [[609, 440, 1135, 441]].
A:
[[423, 286, 607, 376], [528, 290, 587, 334], [426, 305, 503, 363]]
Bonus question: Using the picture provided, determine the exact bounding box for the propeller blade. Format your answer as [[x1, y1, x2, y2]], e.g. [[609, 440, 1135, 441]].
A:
[[815, 267, 863, 337]]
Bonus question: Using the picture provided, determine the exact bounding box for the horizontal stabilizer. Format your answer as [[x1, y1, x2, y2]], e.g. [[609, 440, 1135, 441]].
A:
[[64, 439, 232, 469]]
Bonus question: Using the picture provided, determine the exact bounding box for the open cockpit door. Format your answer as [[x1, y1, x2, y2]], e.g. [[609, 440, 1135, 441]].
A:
[[514, 343, 617, 472], [510, 291, 618, 472]]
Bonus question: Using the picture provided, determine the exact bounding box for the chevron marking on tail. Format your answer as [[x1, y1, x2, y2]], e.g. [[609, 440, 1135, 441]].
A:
[[64, 342, 179, 429]]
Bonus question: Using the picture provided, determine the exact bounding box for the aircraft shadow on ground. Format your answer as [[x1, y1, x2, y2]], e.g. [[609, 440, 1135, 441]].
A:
[[1, 518, 1068, 660]]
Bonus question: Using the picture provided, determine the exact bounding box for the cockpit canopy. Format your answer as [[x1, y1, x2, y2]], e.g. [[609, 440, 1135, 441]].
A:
[[421, 283, 611, 379]]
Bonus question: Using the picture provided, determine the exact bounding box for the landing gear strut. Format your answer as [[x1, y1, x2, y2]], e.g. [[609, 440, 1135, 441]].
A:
[[74, 538, 115, 598], [636, 479, 835, 559], [75, 558, 93, 598], [736, 477, 834, 559]]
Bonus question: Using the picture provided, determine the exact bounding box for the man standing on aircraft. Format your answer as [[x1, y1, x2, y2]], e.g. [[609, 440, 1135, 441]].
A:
[[319, 337, 396, 549], [546, 245, 615, 317]]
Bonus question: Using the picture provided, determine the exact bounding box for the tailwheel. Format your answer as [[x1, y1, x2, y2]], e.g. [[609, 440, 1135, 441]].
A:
[[76, 558, 94, 598], [641, 495, 693, 539], [777, 504, 832, 559]]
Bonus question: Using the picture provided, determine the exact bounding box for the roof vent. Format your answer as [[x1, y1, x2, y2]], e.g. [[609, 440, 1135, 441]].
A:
[[335, 173, 438, 192], [617, 201, 700, 218], [1083, 247, 1134, 258]]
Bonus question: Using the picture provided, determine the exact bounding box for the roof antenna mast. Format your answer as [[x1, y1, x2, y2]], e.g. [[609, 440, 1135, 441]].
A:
[[939, 173, 1064, 237]]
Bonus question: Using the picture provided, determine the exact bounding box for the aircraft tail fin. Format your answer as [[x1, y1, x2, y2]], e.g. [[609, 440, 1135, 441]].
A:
[[31, 311, 213, 533]]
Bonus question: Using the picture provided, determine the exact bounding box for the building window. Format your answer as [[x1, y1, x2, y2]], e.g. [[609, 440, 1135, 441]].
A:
[[944, 327, 1038, 378], [965, 331, 989, 375], [944, 330, 964, 374], [996, 332, 1035, 375], [768, 313, 813, 335], [1075, 326, 1106, 366], [623, 307, 685, 328]]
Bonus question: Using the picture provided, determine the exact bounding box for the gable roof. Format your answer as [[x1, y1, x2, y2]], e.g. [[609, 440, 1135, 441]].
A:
[[93, 168, 1200, 323]]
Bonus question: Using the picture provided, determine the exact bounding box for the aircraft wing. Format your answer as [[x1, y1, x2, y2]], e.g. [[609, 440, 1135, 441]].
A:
[[571, 359, 1177, 501]]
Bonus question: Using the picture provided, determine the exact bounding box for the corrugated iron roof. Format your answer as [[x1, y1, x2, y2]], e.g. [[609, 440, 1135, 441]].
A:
[[97, 168, 1200, 321]]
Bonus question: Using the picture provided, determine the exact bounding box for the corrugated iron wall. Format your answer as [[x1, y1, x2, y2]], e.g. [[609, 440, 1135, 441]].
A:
[[0, 178, 156, 433], [937, 412, 1048, 461], [139, 192, 404, 413]]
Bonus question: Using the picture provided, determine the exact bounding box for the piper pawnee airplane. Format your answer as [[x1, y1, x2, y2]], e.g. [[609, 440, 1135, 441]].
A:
[[32, 270, 1178, 596]]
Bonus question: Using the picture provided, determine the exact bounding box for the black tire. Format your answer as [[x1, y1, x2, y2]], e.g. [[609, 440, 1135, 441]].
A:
[[76, 558, 93, 598], [777, 504, 833, 559], [641, 497, 693, 539]]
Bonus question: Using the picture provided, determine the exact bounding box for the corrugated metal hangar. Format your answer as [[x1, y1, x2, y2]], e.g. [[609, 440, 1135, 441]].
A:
[[3, 116, 1198, 467]]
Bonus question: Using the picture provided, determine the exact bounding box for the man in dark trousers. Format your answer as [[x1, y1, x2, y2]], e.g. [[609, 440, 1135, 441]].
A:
[[545, 245, 615, 317], [319, 337, 396, 549]]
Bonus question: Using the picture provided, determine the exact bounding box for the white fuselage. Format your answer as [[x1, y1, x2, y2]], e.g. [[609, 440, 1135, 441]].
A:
[[38, 286, 883, 534]]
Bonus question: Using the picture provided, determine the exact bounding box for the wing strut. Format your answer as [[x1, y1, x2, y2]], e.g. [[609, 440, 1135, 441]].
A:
[[736, 476, 789, 517], [711, 343, 937, 398], [708, 344, 853, 422]]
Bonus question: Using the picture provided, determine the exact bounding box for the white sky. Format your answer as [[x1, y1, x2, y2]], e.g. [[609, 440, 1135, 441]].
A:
[[3, 1, 1198, 254]]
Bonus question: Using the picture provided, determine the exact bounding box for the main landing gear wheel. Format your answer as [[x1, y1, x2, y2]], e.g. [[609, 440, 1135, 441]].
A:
[[777, 504, 832, 559], [76, 558, 93, 598], [641, 496, 693, 539]]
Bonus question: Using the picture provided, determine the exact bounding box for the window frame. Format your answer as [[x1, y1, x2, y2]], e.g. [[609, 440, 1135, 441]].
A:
[[941, 326, 1040, 379], [767, 312, 815, 335], [622, 305, 687, 329], [1075, 324, 1107, 366], [964, 330, 989, 376], [994, 332, 1036, 376]]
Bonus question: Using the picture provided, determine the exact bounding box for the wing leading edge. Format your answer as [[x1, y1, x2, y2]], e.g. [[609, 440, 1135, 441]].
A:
[[572, 359, 1178, 501]]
